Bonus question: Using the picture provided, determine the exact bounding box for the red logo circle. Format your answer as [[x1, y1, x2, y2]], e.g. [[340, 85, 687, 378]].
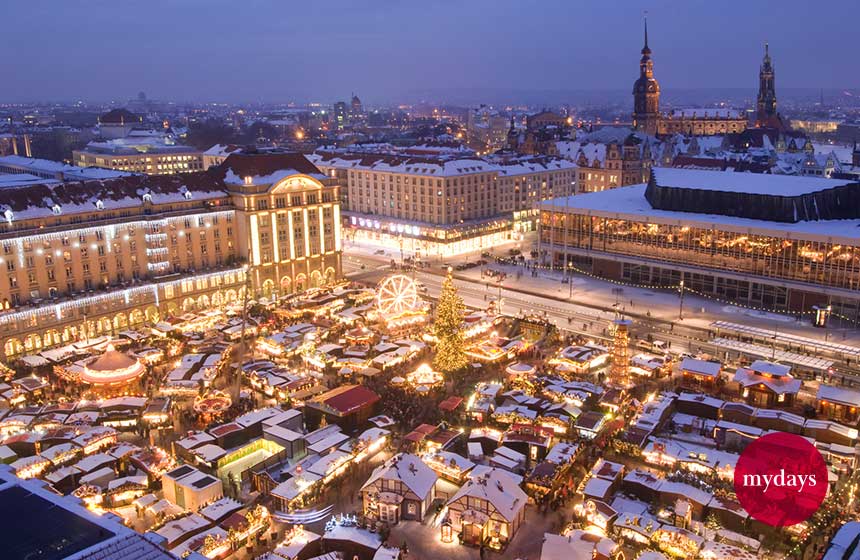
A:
[[734, 432, 828, 526]]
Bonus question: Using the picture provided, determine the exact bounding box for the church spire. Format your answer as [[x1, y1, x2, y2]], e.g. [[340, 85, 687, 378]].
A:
[[644, 16, 648, 48], [756, 42, 780, 128], [633, 13, 660, 135], [642, 14, 651, 55]]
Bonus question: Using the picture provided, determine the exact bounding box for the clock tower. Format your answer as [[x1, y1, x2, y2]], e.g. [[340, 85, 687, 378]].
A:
[[632, 18, 660, 135]]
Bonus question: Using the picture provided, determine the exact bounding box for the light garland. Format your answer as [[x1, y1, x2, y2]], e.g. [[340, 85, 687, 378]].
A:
[[0, 266, 246, 328], [490, 257, 854, 320], [0, 210, 234, 247]]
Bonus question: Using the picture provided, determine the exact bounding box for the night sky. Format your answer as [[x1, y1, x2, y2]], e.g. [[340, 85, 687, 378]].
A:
[[4, 0, 859, 104]]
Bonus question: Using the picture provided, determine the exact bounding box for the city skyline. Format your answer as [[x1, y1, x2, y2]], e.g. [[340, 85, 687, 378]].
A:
[[4, 0, 860, 105]]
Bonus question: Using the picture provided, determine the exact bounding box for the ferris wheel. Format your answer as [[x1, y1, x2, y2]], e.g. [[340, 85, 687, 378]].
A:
[[376, 274, 421, 318]]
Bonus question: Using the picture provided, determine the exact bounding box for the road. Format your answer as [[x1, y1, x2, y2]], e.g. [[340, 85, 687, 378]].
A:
[[343, 245, 860, 381]]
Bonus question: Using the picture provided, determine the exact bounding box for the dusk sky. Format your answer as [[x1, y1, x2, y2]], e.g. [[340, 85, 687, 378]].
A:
[[5, 0, 859, 104]]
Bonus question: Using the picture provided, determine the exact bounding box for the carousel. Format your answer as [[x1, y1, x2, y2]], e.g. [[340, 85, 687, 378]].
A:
[[77, 343, 146, 395], [405, 363, 444, 392], [193, 390, 232, 420]]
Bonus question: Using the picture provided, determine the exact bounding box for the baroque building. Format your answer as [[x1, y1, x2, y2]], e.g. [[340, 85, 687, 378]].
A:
[[0, 151, 341, 359], [754, 43, 789, 131], [631, 20, 748, 137]]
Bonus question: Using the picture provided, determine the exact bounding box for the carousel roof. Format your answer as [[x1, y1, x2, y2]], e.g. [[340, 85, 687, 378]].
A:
[[81, 343, 145, 385], [87, 344, 138, 372]]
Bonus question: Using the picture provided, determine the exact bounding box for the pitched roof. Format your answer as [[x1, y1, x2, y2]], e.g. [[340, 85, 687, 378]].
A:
[[220, 152, 323, 179], [447, 468, 526, 522], [361, 452, 437, 499]]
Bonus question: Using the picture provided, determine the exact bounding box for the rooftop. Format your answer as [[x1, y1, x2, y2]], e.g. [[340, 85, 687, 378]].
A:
[[540, 183, 860, 242]]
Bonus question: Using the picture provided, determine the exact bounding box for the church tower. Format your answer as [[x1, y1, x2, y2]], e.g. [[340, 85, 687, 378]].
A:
[[755, 43, 779, 127], [632, 17, 661, 136]]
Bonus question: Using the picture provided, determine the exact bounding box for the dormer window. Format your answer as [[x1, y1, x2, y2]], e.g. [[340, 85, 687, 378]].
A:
[[95, 200, 105, 210], [51, 204, 62, 215], [142, 193, 153, 203], [183, 191, 193, 200], [3, 209, 12, 223], [244, 176, 253, 186]]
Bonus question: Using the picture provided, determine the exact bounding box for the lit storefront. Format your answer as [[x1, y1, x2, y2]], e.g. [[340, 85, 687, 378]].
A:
[[345, 214, 515, 259]]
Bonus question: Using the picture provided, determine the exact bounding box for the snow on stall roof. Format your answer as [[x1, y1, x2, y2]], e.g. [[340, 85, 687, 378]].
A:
[[540, 184, 860, 242], [733, 367, 802, 394], [540, 531, 619, 560], [817, 384, 860, 408], [679, 358, 721, 378], [582, 476, 613, 499], [323, 525, 382, 551], [448, 468, 526, 522], [749, 360, 792, 377], [360, 453, 438, 499]]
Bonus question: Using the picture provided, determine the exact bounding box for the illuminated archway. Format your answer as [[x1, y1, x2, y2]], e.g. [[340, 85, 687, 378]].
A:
[[261, 279, 275, 299], [4, 338, 23, 357], [44, 329, 62, 348], [62, 326, 77, 343], [145, 305, 160, 323], [280, 276, 292, 294], [82, 320, 97, 340], [295, 273, 307, 293], [225, 289, 238, 303], [324, 267, 337, 286], [129, 309, 145, 325], [310, 270, 322, 289], [113, 313, 129, 331], [164, 302, 178, 318], [97, 317, 112, 335], [24, 334, 42, 353], [182, 298, 196, 312], [211, 291, 223, 307], [198, 294, 211, 308]]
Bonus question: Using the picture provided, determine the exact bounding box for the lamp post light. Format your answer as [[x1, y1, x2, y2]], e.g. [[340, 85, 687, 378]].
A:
[[568, 262, 574, 299], [678, 279, 685, 320]]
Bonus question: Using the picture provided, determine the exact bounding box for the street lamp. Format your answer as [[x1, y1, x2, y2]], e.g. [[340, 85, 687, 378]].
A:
[[568, 262, 574, 299], [678, 280, 685, 320]]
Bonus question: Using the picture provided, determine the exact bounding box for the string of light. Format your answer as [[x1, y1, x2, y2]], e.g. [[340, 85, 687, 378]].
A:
[[491, 257, 855, 321]]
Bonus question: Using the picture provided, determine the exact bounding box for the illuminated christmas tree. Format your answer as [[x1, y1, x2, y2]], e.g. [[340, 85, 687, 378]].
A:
[[433, 268, 469, 373]]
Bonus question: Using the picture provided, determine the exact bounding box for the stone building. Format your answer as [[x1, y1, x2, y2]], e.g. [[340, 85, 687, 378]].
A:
[[0, 151, 341, 359]]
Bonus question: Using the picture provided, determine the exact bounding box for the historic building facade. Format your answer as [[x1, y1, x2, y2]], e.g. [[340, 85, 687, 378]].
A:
[[573, 135, 654, 193], [631, 21, 748, 137], [754, 43, 790, 131], [0, 152, 341, 359], [310, 147, 574, 256]]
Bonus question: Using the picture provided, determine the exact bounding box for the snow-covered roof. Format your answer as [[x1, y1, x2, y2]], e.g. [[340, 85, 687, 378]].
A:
[[541, 531, 619, 560], [667, 108, 744, 119], [679, 358, 721, 378], [817, 384, 860, 408], [733, 367, 801, 394], [652, 167, 852, 196], [540, 184, 860, 242], [361, 452, 437, 499], [447, 468, 526, 522]]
